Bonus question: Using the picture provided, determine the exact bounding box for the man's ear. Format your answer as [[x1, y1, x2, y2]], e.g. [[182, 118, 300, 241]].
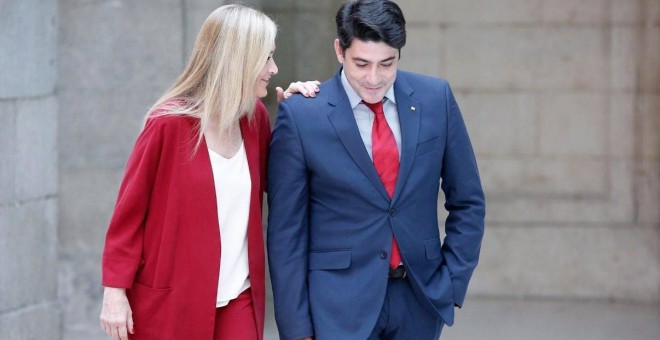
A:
[[334, 39, 344, 64]]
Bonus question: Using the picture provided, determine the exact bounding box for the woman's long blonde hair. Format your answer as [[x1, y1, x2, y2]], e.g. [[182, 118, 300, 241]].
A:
[[147, 4, 277, 149]]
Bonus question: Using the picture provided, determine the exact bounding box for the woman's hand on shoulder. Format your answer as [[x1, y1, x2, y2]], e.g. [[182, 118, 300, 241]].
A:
[[100, 287, 134, 340], [276, 80, 321, 103]]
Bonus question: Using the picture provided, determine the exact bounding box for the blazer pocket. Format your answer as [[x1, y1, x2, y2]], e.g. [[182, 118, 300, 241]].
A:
[[424, 238, 442, 260], [308, 250, 352, 270], [415, 137, 443, 157], [128, 282, 173, 334]]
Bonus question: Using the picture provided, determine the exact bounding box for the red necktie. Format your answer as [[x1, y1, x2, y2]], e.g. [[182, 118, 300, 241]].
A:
[[364, 100, 402, 269]]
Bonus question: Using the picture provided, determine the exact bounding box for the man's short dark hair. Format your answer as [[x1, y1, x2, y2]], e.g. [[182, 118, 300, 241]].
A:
[[335, 0, 406, 52]]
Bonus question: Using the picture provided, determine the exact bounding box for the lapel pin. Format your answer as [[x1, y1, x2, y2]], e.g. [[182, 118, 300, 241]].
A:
[[410, 106, 416, 111]]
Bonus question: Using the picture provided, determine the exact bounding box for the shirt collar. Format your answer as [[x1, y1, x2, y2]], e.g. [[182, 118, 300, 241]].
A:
[[341, 69, 396, 109]]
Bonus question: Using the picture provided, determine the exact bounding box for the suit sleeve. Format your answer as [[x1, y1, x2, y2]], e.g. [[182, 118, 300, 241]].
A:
[[267, 101, 314, 340], [101, 117, 165, 288], [440, 82, 486, 308]]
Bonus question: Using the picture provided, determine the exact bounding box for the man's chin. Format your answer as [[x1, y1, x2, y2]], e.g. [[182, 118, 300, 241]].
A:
[[360, 93, 385, 104]]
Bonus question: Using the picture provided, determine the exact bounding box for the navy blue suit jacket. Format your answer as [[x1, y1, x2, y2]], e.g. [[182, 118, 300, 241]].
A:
[[267, 69, 485, 340]]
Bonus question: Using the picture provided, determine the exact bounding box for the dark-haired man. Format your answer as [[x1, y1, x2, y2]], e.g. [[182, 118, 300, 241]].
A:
[[267, 1, 485, 339]]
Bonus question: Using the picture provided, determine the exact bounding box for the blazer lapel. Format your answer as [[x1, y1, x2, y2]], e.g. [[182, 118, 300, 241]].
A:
[[326, 71, 391, 202], [392, 73, 420, 204]]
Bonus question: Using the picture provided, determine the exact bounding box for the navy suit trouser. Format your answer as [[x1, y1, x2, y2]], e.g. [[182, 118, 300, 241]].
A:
[[368, 278, 444, 340]]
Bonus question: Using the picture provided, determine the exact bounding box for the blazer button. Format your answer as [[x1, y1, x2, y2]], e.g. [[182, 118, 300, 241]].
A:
[[389, 208, 396, 217], [380, 250, 388, 259]]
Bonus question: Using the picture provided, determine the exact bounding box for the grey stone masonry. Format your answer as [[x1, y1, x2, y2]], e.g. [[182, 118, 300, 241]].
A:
[[0, 0, 58, 98], [0, 1, 61, 339], [398, 0, 660, 302], [44, 0, 660, 338]]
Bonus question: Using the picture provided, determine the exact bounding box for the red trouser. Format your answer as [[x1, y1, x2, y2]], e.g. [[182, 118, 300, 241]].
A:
[[213, 288, 258, 339]]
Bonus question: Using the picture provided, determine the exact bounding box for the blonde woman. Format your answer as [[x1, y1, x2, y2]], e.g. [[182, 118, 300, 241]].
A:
[[99, 5, 318, 340]]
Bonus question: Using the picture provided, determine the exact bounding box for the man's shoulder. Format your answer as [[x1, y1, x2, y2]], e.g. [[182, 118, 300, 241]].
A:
[[280, 76, 339, 112], [397, 70, 449, 88]]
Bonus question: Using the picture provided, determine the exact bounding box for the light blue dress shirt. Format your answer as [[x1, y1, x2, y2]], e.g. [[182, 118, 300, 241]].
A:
[[340, 70, 402, 160]]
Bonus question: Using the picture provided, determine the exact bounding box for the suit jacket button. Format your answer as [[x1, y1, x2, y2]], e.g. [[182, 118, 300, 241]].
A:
[[380, 251, 388, 259], [389, 208, 396, 217]]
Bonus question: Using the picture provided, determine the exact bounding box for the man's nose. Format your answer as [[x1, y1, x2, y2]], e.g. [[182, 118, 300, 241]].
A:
[[366, 65, 378, 83]]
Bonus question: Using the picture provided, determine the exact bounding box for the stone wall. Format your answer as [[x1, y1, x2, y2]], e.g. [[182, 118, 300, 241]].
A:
[[2, 0, 653, 339], [397, 0, 660, 301], [0, 0, 61, 338]]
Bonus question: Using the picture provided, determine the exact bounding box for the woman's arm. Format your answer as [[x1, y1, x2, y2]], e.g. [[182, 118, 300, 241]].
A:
[[99, 115, 169, 339]]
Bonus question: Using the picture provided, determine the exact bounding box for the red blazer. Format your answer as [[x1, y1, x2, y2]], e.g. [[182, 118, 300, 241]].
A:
[[102, 100, 271, 339]]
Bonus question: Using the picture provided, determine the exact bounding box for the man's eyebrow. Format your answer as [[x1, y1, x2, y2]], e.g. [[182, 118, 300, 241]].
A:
[[351, 56, 396, 63]]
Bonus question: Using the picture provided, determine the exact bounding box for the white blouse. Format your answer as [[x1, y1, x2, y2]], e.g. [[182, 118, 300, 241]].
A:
[[208, 142, 252, 307]]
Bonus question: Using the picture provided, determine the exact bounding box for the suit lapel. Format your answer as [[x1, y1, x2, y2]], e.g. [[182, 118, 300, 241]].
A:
[[326, 71, 391, 202], [392, 73, 419, 204]]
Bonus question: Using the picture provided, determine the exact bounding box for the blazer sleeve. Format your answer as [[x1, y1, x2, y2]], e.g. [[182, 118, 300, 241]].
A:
[[267, 100, 314, 340], [101, 117, 166, 288], [439, 82, 486, 308]]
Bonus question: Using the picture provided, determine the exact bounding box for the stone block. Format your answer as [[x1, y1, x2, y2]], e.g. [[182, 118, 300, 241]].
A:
[[268, 10, 296, 87], [260, 0, 295, 10], [486, 160, 634, 224], [641, 94, 660, 158], [638, 161, 660, 224], [647, 0, 660, 25], [15, 96, 58, 201], [396, 0, 445, 24], [441, 0, 543, 24], [417, 0, 618, 25], [611, 0, 642, 24], [609, 94, 636, 159], [538, 93, 608, 156], [185, 0, 230, 8], [0, 199, 58, 312], [470, 225, 660, 301], [445, 27, 609, 91], [63, 0, 179, 4], [292, 0, 342, 11], [538, 0, 609, 24], [59, 169, 123, 254], [0, 101, 16, 204], [63, 329, 105, 340], [58, 89, 160, 170], [479, 158, 607, 198], [183, 2, 225, 59], [445, 299, 660, 340], [640, 27, 659, 93], [0, 0, 57, 98], [58, 251, 104, 339], [0, 303, 61, 339], [610, 27, 639, 91], [458, 93, 537, 156], [293, 11, 343, 81], [58, 1, 183, 92], [262, 0, 342, 11], [399, 26, 445, 78]]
